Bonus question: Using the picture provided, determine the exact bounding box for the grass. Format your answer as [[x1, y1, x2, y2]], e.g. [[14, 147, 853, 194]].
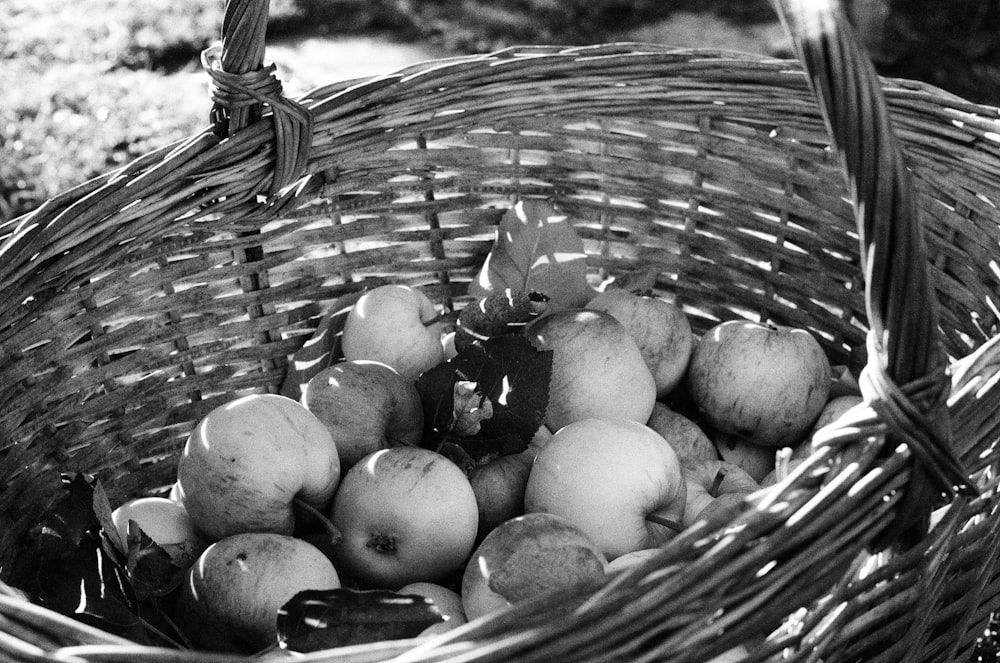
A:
[[3, 0, 998, 222], [0, 0, 223, 220], [0, 0, 781, 222]]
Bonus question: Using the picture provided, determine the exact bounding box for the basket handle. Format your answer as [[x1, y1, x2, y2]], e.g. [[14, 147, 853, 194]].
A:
[[201, 0, 313, 194], [771, 0, 976, 548]]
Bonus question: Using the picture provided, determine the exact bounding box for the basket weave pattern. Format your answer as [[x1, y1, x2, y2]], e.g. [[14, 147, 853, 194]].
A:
[[2, 0, 1000, 660]]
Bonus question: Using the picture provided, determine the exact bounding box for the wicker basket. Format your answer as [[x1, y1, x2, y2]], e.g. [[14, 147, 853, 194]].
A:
[[3, 0, 1000, 660]]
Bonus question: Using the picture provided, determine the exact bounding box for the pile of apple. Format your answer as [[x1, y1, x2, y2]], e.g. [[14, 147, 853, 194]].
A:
[[108, 203, 865, 655], [109, 282, 862, 656]]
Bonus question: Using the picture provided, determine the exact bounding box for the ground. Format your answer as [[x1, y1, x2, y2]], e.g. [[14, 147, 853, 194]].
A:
[[3, 0, 998, 223]]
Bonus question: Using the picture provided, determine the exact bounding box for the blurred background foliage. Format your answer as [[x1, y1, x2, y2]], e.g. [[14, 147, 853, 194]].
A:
[[2, 0, 999, 223]]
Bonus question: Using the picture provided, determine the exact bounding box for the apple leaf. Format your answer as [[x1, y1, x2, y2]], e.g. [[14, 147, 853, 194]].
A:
[[124, 526, 196, 600], [455, 288, 546, 352], [416, 334, 552, 461], [93, 480, 124, 553], [469, 200, 595, 312], [36, 472, 102, 557], [6, 473, 166, 645], [277, 588, 444, 652]]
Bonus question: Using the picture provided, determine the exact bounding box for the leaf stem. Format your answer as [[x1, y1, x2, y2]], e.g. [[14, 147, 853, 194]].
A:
[[710, 468, 728, 498], [146, 600, 193, 649], [422, 310, 456, 327]]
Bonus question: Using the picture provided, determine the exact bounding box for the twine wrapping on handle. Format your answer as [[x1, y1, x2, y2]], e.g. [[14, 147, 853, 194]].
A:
[[202, 0, 313, 195], [771, 0, 977, 549]]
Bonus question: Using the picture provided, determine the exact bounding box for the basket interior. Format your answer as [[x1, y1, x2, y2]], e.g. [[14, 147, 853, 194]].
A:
[[2, 46, 1000, 585]]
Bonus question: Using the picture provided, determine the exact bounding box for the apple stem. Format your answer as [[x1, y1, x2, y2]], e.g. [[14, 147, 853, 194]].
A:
[[293, 497, 342, 545], [645, 513, 684, 533], [710, 468, 728, 498], [423, 310, 453, 327]]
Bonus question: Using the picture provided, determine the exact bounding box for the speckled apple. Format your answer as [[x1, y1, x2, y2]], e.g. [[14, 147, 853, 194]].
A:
[[176, 533, 341, 653], [341, 284, 445, 381], [176, 394, 341, 541], [523, 309, 656, 432], [330, 447, 479, 589], [687, 320, 831, 447], [301, 359, 424, 470], [460, 512, 607, 620], [586, 288, 693, 398], [646, 401, 718, 462], [524, 417, 686, 559]]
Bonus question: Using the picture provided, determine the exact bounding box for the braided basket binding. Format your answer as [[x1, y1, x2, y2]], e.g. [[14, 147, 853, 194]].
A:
[[2, 0, 1000, 660]]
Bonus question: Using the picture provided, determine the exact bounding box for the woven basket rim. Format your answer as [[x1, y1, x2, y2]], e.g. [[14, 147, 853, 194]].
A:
[[2, 14, 1000, 662]]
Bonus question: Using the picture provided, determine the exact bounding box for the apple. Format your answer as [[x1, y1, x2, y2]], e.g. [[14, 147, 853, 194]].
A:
[[467, 425, 552, 540], [398, 582, 467, 635], [341, 284, 445, 381], [167, 481, 184, 503], [680, 458, 760, 529], [760, 447, 805, 487], [761, 394, 865, 487], [604, 547, 662, 575], [441, 330, 458, 360], [828, 364, 862, 399], [708, 645, 752, 663], [809, 394, 865, 438], [687, 320, 831, 447], [176, 532, 341, 653], [110, 496, 208, 559], [712, 431, 777, 483], [300, 359, 424, 470], [646, 402, 718, 461], [586, 289, 693, 398], [330, 447, 479, 589], [523, 309, 656, 431], [252, 646, 300, 661], [176, 394, 341, 541], [460, 512, 607, 621], [524, 418, 686, 559]]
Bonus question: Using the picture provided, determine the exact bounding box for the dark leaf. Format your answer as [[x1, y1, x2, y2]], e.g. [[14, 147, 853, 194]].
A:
[[9, 472, 165, 645], [277, 588, 444, 652], [469, 200, 594, 312], [417, 335, 552, 461], [455, 288, 544, 352], [93, 479, 126, 555], [35, 526, 152, 643], [36, 473, 102, 558], [125, 526, 194, 600]]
